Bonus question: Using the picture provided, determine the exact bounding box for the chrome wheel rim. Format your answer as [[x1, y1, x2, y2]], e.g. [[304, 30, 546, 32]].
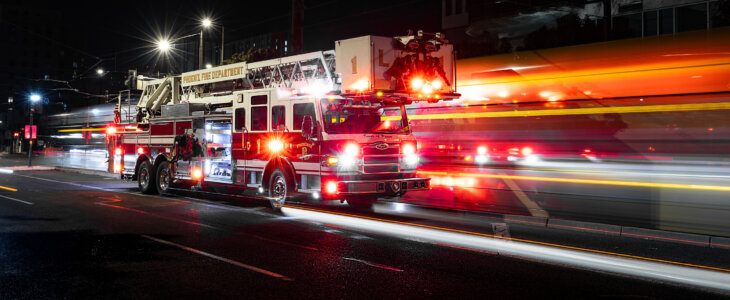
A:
[[270, 176, 286, 209], [139, 168, 149, 188], [159, 168, 170, 191]]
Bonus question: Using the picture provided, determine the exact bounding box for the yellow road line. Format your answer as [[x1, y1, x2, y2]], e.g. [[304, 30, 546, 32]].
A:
[[418, 170, 730, 192], [0, 185, 18, 192], [57, 128, 106, 132], [287, 204, 730, 273], [382, 101, 730, 121]]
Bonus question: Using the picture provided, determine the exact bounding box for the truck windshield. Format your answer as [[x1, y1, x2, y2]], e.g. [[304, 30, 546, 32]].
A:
[[320, 98, 408, 134]]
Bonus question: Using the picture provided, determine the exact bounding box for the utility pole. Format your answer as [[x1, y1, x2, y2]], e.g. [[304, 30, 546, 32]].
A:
[[27, 103, 33, 167], [221, 26, 225, 64], [292, 0, 304, 53], [199, 29, 204, 69]]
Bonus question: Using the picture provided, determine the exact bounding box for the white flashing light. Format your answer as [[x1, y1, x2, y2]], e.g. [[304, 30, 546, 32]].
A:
[[402, 143, 415, 155], [30, 94, 41, 102], [411, 78, 424, 89], [344, 143, 359, 157], [268, 139, 284, 153], [405, 154, 419, 166], [477, 146, 488, 155], [475, 155, 489, 164], [422, 84, 433, 94]]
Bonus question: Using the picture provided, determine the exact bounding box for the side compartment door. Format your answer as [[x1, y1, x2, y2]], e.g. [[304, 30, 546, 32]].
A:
[[232, 100, 247, 186], [291, 101, 320, 190], [246, 91, 271, 186]]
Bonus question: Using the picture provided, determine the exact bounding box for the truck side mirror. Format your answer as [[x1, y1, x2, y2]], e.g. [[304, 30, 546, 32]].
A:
[[302, 115, 314, 139]]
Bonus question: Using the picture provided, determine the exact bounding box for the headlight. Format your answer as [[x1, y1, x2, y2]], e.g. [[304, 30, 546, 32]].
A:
[[405, 154, 419, 166], [344, 143, 360, 157], [402, 143, 416, 155]]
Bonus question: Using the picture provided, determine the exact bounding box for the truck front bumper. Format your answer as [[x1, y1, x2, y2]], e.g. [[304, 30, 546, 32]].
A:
[[333, 177, 430, 196]]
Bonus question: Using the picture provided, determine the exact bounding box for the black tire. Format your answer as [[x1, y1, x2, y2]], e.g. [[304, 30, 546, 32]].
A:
[[268, 169, 292, 211], [156, 161, 172, 195], [138, 160, 157, 194]]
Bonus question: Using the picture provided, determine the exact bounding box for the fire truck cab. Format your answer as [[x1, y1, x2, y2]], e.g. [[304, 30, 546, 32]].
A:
[[111, 31, 458, 210]]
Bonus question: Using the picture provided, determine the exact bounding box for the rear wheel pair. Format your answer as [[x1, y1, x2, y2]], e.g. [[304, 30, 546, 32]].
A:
[[138, 160, 172, 195]]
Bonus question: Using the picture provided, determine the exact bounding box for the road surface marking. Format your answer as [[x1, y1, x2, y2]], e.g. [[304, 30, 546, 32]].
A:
[[499, 174, 549, 218], [0, 194, 33, 205], [142, 235, 294, 281], [0, 185, 18, 192], [342, 257, 404, 272], [418, 170, 730, 192]]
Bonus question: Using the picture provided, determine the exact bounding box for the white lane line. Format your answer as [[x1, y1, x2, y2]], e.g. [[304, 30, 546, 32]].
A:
[[0, 194, 34, 205], [141, 235, 294, 281], [342, 257, 404, 272]]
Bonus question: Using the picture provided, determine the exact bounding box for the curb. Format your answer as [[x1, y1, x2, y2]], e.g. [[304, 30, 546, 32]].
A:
[[547, 219, 621, 236], [711, 237, 730, 249], [452, 209, 729, 249], [55, 167, 119, 178], [621, 227, 710, 247]]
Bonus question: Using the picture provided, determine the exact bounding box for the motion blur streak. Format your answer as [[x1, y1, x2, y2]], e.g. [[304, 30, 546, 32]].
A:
[[393, 101, 730, 121], [418, 171, 730, 192], [0, 185, 18, 192], [57, 128, 107, 132], [282, 206, 730, 292]]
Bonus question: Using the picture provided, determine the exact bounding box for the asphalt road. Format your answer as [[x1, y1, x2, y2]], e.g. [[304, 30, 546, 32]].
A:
[[1, 167, 729, 298], [19, 151, 730, 236]]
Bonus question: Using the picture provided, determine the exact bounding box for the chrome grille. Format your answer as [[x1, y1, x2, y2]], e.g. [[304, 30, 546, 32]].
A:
[[362, 142, 400, 174]]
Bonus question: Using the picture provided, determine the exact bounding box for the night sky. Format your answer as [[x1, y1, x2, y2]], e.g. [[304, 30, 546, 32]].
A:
[[30, 0, 441, 73]]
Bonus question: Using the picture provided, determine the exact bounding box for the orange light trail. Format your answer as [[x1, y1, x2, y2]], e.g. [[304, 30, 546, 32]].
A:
[[382, 101, 730, 121], [0, 185, 18, 192], [418, 171, 730, 192]]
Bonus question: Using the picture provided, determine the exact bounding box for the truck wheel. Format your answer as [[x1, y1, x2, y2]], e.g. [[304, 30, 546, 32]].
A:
[[268, 169, 291, 211], [138, 160, 157, 194], [156, 161, 172, 195]]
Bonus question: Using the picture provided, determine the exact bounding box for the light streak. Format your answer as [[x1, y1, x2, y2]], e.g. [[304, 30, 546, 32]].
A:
[[418, 171, 730, 192], [384, 101, 730, 121], [282, 204, 730, 277], [0, 185, 18, 192], [57, 128, 106, 132]]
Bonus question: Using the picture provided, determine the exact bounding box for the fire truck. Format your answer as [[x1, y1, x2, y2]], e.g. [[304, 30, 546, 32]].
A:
[[108, 31, 459, 209]]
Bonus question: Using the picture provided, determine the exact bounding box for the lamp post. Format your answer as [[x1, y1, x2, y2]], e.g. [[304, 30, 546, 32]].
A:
[[200, 18, 225, 68], [28, 94, 40, 167], [200, 18, 211, 69]]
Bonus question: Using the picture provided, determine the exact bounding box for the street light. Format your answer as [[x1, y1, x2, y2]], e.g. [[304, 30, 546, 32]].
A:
[[199, 18, 225, 69], [27, 93, 41, 166], [157, 39, 171, 52], [96, 68, 104, 75]]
